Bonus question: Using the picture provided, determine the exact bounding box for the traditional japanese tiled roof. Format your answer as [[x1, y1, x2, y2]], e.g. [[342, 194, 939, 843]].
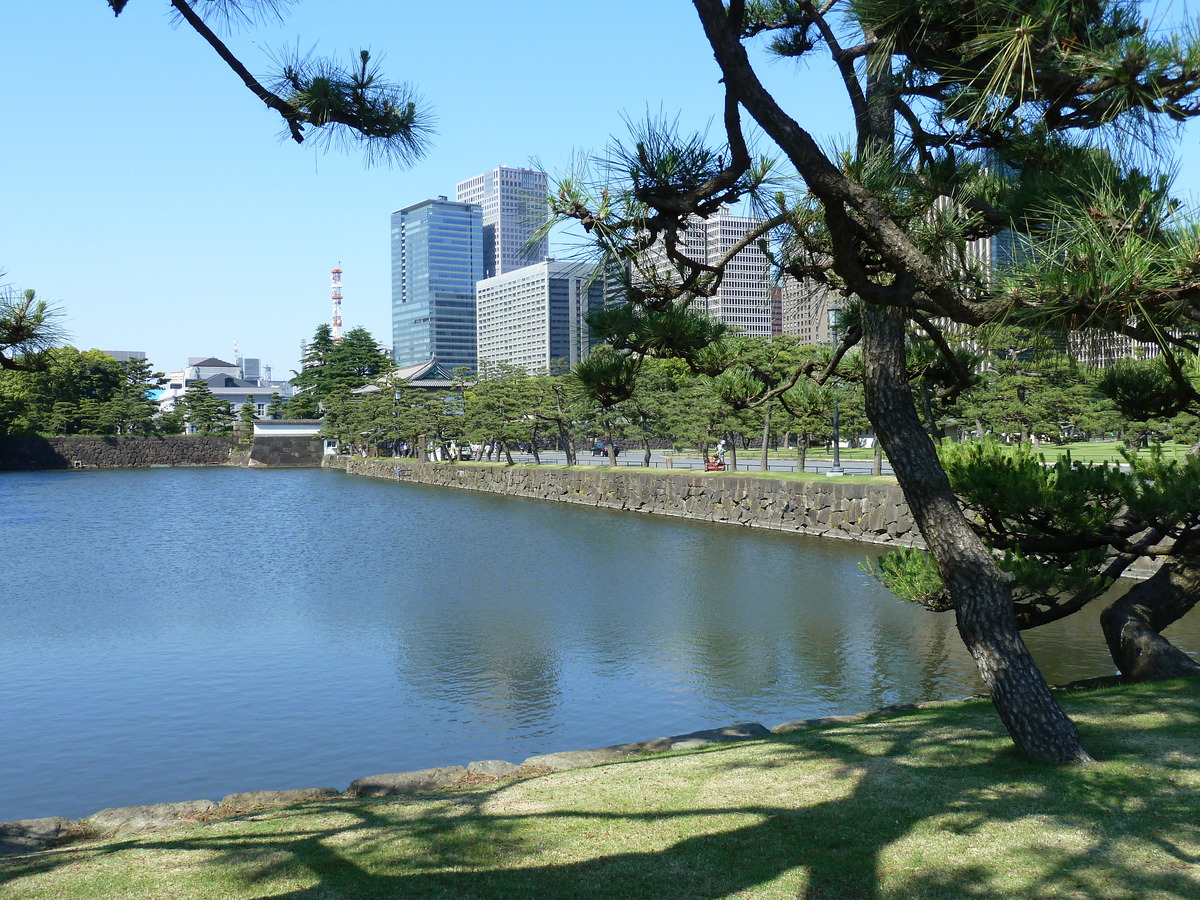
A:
[[351, 359, 458, 394]]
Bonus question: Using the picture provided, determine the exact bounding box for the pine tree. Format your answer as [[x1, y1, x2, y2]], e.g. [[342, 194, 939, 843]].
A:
[[548, 0, 1200, 762], [239, 395, 258, 446]]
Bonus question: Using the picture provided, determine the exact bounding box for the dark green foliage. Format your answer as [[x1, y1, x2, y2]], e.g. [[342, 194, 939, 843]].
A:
[[108, 1, 433, 168], [290, 324, 394, 403], [0, 346, 167, 437], [571, 347, 641, 409], [459, 363, 545, 457], [107, 357, 169, 436], [875, 440, 1200, 627], [1099, 357, 1196, 422], [178, 380, 234, 435], [1, 286, 62, 373], [239, 395, 258, 445], [282, 391, 320, 419], [586, 303, 729, 374], [850, 0, 1200, 137]]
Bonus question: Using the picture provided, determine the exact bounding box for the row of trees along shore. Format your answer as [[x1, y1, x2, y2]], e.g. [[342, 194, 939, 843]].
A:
[[0, 339, 285, 441], [311, 332, 1200, 469], [8, 0, 1200, 764]]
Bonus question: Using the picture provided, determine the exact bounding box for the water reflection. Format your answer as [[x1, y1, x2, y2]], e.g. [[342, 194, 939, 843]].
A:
[[1, 467, 1195, 822]]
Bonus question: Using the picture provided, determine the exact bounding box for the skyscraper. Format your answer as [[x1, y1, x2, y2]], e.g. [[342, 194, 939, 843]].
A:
[[455, 166, 549, 278], [695, 209, 773, 336], [391, 197, 484, 371], [476, 260, 605, 372], [645, 207, 774, 337]]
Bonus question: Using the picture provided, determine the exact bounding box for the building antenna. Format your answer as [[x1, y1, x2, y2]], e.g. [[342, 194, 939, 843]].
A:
[[331, 263, 344, 343]]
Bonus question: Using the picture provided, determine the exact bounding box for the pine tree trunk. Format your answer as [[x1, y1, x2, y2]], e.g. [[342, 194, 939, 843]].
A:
[[558, 423, 575, 465], [1100, 560, 1200, 681], [760, 402, 772, 472], [861, 304, 1091, 764]]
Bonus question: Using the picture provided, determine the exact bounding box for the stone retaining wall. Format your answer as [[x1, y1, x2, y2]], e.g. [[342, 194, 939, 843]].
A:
[[0, 435, 237, 470], [248, 436, 325, 468], [335, 457, 924, 547]]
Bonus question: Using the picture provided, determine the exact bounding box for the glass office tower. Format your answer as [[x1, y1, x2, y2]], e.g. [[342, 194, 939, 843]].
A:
[[391, 198, 484, 371]]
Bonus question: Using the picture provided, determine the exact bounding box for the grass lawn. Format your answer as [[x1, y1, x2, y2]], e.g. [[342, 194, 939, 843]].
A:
[[482, 460, 897, 486], [696, 440, 1193, 467], [4, 680, 1198, 899], [710, 468, 895, 486], [1028, 441, 1193, 465]]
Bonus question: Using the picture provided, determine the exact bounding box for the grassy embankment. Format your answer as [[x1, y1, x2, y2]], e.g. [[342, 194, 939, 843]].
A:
[[3, 680, 1198, 900], [493, 460, 897, 487], [748, 440, 1193, 467]]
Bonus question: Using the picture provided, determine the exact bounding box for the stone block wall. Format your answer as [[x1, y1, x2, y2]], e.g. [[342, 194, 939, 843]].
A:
[[336, 458, 923, 547], [248, 437, 324, 468], [0, 435, 236, 470]]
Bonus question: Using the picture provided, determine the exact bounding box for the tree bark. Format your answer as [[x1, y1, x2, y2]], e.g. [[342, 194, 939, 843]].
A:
[[760, 402, 772, 472], [861, 304, 1091, 764], [1101, 560, 1200, 681], [689, 0, 1092, 766]]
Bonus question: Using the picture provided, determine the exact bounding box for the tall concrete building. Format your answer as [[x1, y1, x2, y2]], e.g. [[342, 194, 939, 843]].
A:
[[780, 276, 840, 345], [391, 197, 484, 371], [700, 209, 773, 335], [646, 207, 773, 336], [476, 260, 605, 372], [455, 166, 548, 278]]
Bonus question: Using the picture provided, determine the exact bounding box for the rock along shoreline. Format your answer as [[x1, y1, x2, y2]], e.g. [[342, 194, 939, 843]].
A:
[[2, 699, 983, 856]]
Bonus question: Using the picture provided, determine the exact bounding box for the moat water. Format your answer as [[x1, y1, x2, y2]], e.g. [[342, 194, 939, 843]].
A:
[[2, 466, 1196, 821]]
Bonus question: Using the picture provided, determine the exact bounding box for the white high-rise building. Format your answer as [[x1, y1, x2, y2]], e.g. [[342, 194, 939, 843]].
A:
[[455, 166, 549, 279], [700, 209, 773, 335], [476, 260, 605, 372], [781, 276, 840, 344], [645, 207, 774, 336]]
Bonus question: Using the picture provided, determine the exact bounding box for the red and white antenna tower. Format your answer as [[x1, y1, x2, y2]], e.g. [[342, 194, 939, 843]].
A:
[[331, 263, 344, 343]]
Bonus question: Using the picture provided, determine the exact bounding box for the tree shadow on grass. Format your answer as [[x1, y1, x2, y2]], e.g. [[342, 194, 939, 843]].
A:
[[4, 690, 1199, 899]]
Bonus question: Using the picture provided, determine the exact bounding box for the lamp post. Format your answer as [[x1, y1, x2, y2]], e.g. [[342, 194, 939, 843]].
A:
[[828, 306, 844, 477]]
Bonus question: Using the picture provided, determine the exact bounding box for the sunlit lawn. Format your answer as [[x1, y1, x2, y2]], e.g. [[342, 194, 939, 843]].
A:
[[695, 440, 1193, 467], [3, 680, 1198, 900]]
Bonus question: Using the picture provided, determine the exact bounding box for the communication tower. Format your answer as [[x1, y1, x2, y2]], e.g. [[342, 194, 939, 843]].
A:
[[331, 264, 344, 343]]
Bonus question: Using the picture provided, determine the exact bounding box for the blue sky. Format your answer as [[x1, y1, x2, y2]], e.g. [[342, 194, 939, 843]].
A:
[[3, 2, 1198, 377]]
